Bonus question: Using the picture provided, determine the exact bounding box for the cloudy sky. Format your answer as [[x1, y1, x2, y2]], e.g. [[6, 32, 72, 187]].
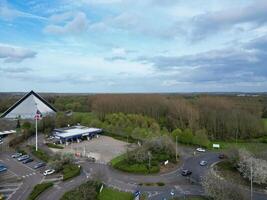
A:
[[0, 0, 267, 93]]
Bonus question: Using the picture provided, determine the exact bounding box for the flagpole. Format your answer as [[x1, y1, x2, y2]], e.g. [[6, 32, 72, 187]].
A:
[[36, 115, 38, 151]]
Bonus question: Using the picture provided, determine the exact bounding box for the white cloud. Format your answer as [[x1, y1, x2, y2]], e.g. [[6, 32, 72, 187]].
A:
[[0, 44, 37, 63], [44, 12, 88, 35], [0, 2, 46, 21]]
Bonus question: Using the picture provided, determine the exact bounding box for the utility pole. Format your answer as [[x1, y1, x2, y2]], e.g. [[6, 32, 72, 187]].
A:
[[176, 135, 178, 162], [251, 158, 253, 200], [148, 151, 151, 172], [35, 115, 38, 151]]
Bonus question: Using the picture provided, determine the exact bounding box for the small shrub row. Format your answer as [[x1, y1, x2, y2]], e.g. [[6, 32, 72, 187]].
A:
[[27, 182, 53, 200], [46, 143, 64, 149], [63, 164, 81, 181]]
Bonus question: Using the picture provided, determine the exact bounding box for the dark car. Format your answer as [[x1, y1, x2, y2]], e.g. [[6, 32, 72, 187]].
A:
[[34, 162, 46, 169], [0, 164, 7, 172], [219, 154, 226, 159], [17, 155, 30, 161], [87, 157, 96, 163], [181, 169, 192, 176], [22, 158, 34, 164]]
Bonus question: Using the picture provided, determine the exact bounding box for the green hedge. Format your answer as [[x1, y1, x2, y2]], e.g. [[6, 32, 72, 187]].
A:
[[27, 182, 53, 200], [63, 164, 81, 181], [112, 160, 159, 174], [29, 146, 50, 162], [46, 143, 64, 149]]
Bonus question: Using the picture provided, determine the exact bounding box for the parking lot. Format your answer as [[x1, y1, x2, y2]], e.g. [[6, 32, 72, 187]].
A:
[[51, 135, 132, 163], [0, 152, 47, 200]]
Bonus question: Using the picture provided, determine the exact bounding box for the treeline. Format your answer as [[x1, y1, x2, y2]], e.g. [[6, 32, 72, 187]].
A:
[[1, 93, 267, 140]]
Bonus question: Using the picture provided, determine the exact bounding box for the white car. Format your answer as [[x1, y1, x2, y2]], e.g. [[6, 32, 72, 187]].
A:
[[43, 169, 55, 176], [200, 160, 208, 166], [196, 148, 206, 152]]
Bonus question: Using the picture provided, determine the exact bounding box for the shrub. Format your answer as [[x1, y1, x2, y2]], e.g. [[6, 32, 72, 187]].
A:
[[237, 149, 267, 184], [27, 182, 53, 200], [29, 146, 49, 162], [202, 171, 248, 200], [157, 182, 165, 186], [60, 181, 100, 200], [63, 164, 81, 181], [46, 143, 64, 149], [192, 129, 210, 148]]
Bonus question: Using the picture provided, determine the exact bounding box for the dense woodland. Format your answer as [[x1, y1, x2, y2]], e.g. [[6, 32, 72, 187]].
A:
[[1, 93, 267, 141]]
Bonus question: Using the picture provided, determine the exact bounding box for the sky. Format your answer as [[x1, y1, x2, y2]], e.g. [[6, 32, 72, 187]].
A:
[[0, 0, 267, 93]]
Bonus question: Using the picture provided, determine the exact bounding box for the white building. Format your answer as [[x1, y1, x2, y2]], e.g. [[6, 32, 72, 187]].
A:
[[0, 90, 57, 119]]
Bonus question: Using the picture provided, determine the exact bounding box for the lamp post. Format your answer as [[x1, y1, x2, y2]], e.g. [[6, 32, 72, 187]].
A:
[[251, 158, 253, 200]]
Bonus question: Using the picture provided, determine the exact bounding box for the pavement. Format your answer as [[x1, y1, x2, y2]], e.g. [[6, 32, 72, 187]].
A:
[[0, 152, 43, 200], [1, 135, 267, 200]]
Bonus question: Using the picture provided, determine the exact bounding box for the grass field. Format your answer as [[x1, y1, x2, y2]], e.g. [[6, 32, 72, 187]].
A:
[[174, 197, 207, 200], [263, 118, 267, 132], [98, 188, 133, 200], [210, 141, 267, 154]]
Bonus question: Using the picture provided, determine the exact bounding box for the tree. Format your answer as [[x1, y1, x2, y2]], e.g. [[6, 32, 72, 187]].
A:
[[202, 171, 248, 200], [192, 129, 210, 147]]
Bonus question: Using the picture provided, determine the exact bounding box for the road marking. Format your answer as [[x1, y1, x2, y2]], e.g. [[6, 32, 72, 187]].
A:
[[7, 169, 19, 177]]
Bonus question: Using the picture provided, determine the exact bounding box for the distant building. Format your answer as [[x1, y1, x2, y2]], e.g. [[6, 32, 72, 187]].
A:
[[0, 90, 57, 119], [53, 125, 102, 144]]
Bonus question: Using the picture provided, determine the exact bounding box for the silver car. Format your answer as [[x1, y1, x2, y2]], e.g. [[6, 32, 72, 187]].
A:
[[200, 160, 207, 166]]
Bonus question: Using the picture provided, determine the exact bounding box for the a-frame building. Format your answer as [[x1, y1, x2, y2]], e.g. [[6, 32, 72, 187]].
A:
[[0, 91, 57, 119]]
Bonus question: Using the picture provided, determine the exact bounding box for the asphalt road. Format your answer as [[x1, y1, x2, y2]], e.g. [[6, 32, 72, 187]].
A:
[[38, 151, 267, 200], [0, 152, 43, 200]]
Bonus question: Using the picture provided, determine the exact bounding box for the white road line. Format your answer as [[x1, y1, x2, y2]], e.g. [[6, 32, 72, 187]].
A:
[[7, 182, 23, 200], [7, 169, 19, 177], [14, 160, 35, 172]]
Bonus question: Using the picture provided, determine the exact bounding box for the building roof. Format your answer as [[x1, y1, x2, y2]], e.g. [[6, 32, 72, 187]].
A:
[[0, 90, 57, 119], [54, 126, 102, 139]]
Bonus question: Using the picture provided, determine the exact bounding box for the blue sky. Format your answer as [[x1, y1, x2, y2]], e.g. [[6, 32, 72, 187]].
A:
[[0, 0, 267, 93]]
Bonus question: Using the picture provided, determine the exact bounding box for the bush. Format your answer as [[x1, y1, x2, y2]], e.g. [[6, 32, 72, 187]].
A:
[[29, 146, 50, 162], [60, 181, 100, 200], [27, 182, 53, 200], [46, 143, 64, 149], [157, 182, 165, 186], [177, 129, 194, 144], [202, 171, 248, 200], [192, 129, 210, 148], [63, 164, 81, 181], [237, 149, 267, 184]]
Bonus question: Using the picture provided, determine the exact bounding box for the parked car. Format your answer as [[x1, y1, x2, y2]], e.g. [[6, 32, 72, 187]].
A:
[[22, 158, 34, 164], [0, 164, 7, 172], [219, 154, 226, 159], [181, 169, 192, 176], [200, 160, 208, 166], [43, 169, 55, 176], [87, 156, 96, 162], [196, 148, 206, 152], [17, 155, 30, 161], [11, 152, 22, 158], [34, 162, 46, 169]]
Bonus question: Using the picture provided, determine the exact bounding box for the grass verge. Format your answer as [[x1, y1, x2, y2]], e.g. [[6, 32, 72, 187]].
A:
[[27, 182, 53, 200], [63, 164, 81, 181], [28, 145, 50, 162], [46, 143, 64, 149], [98, 187, 133, 200]]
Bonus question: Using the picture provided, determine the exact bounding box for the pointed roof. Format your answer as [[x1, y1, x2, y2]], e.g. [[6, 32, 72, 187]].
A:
[[0, 90, 57, 119]]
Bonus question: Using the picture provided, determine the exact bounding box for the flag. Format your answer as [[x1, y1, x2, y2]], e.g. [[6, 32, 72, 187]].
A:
[[34, 110, 42, 120]]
